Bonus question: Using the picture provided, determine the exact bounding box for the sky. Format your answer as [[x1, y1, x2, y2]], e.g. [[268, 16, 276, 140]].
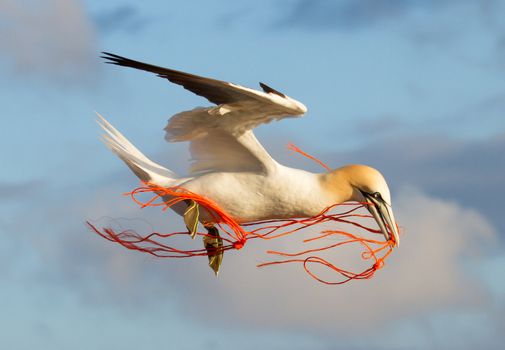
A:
[[1, 0, 504, 349]]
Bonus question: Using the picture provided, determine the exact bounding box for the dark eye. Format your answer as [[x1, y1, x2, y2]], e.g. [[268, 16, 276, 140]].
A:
[[372, 192, 381, 199]]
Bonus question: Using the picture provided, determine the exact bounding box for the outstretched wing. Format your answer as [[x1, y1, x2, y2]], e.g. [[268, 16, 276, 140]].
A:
[[102, 52, 308, 174]]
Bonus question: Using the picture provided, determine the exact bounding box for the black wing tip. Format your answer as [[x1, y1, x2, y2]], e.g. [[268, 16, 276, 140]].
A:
[[101, 51, 123, 59], [100, 52, 143, 69], [101, 52, 129, 64], [259, 82, 286, 98]]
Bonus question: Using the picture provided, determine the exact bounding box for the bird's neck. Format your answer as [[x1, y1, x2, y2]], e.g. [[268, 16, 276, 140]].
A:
[[318, 168, 355, 205]]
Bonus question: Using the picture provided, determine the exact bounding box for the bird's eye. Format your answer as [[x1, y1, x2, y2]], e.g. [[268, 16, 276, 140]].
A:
[[372, 192, 381, 199]]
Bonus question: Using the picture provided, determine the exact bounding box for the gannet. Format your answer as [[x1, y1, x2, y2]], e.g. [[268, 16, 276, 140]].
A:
[[99, 52, 400, 250]]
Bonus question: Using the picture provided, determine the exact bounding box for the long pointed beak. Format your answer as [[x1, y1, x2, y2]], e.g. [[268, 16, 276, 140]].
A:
[[366, 196, 400, 247]]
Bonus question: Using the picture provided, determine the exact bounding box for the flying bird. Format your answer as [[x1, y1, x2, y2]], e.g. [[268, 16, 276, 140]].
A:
[[98, 52, 399, 273]]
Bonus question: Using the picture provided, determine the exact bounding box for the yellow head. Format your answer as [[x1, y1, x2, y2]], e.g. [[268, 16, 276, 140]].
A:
[[320, 164, 399, 246]]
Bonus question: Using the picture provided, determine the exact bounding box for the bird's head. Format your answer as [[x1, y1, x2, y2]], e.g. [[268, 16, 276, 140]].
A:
[[321, 164, 400, 246]]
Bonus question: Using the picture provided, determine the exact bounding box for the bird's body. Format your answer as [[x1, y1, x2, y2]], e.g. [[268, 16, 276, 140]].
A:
[[99, 52, 400, 247], [178, 166, 334, 223]]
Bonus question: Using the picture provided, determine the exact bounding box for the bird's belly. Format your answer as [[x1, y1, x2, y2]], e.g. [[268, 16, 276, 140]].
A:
[[180, 171, 332, 223]]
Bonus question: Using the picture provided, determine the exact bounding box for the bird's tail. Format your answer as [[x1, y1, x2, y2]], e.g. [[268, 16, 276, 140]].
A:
[[96, 112, 178, 186]]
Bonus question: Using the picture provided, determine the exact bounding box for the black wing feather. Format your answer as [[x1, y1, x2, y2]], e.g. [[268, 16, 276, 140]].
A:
[[102, 52, 251, 105], [259, 82, 286, 98]]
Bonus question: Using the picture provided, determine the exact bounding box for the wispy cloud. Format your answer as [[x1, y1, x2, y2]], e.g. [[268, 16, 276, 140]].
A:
[[5, 136, 501, 348], [326, 132, 505, 235], [0, 0, 98, 83], [0, 180, 44, 201], [278, 0, 458, 31], [276, 0, 505, 69], [17, 178, 499, 348], [2, 107, 503, 348], [92, 5, 149, 35], [172, 188, 496, 335]]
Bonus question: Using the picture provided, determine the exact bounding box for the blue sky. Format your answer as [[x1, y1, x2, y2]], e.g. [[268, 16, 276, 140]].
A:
[[1, 0, 504, 349]]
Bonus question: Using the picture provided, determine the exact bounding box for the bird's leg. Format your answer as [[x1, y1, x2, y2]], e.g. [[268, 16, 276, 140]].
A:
[[183, 199, 199, 239], [203, 224, 224, 276]]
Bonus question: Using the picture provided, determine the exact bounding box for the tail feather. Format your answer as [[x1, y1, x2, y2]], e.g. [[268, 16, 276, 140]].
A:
[[96, 112, 177, 185]]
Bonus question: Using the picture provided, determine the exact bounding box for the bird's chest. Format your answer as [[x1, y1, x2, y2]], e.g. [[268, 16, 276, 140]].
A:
[[185, 170, 332, 223]]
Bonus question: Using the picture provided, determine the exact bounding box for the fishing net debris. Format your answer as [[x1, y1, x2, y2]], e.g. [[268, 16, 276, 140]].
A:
[[89, 145, 398, 284]]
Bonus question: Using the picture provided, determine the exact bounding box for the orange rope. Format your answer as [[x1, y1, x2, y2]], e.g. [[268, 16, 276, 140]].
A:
[[88, 183, 396, 284], [89, 144, 398, 284], [288, 143, 331, 171]]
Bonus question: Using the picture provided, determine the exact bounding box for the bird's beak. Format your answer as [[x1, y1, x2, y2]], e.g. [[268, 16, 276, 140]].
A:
[[364, 194, 400, 247]]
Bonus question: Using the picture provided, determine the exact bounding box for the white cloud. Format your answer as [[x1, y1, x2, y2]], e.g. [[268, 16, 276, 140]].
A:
[[7, 174, 499, 346], [0, 0, 98, 82], [169, 186, 497, 336]]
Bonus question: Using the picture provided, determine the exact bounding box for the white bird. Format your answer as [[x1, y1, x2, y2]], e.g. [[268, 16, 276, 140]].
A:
[[99, 52, 400, 250]]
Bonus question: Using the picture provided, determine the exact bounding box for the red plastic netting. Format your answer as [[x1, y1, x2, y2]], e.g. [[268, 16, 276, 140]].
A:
[[89, 145, 398, 284]]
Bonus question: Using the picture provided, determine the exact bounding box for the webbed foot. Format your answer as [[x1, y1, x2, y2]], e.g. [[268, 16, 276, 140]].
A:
[[183, 199, 199, 239], [203, 225, 223, 276]]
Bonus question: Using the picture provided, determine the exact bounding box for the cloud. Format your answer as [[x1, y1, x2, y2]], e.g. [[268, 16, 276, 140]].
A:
[[323, 131, 505, 235], [169, 187, 496, 338], [15, 180, 180, 306], [0, 180, 44, 201], [3, 124, 503, 347], [10, 171, 499, 345], [0, 0, 98, 83], [276, 0, 505, 66], [278, 0, 459, 31], [92, 5, 149, 35]]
